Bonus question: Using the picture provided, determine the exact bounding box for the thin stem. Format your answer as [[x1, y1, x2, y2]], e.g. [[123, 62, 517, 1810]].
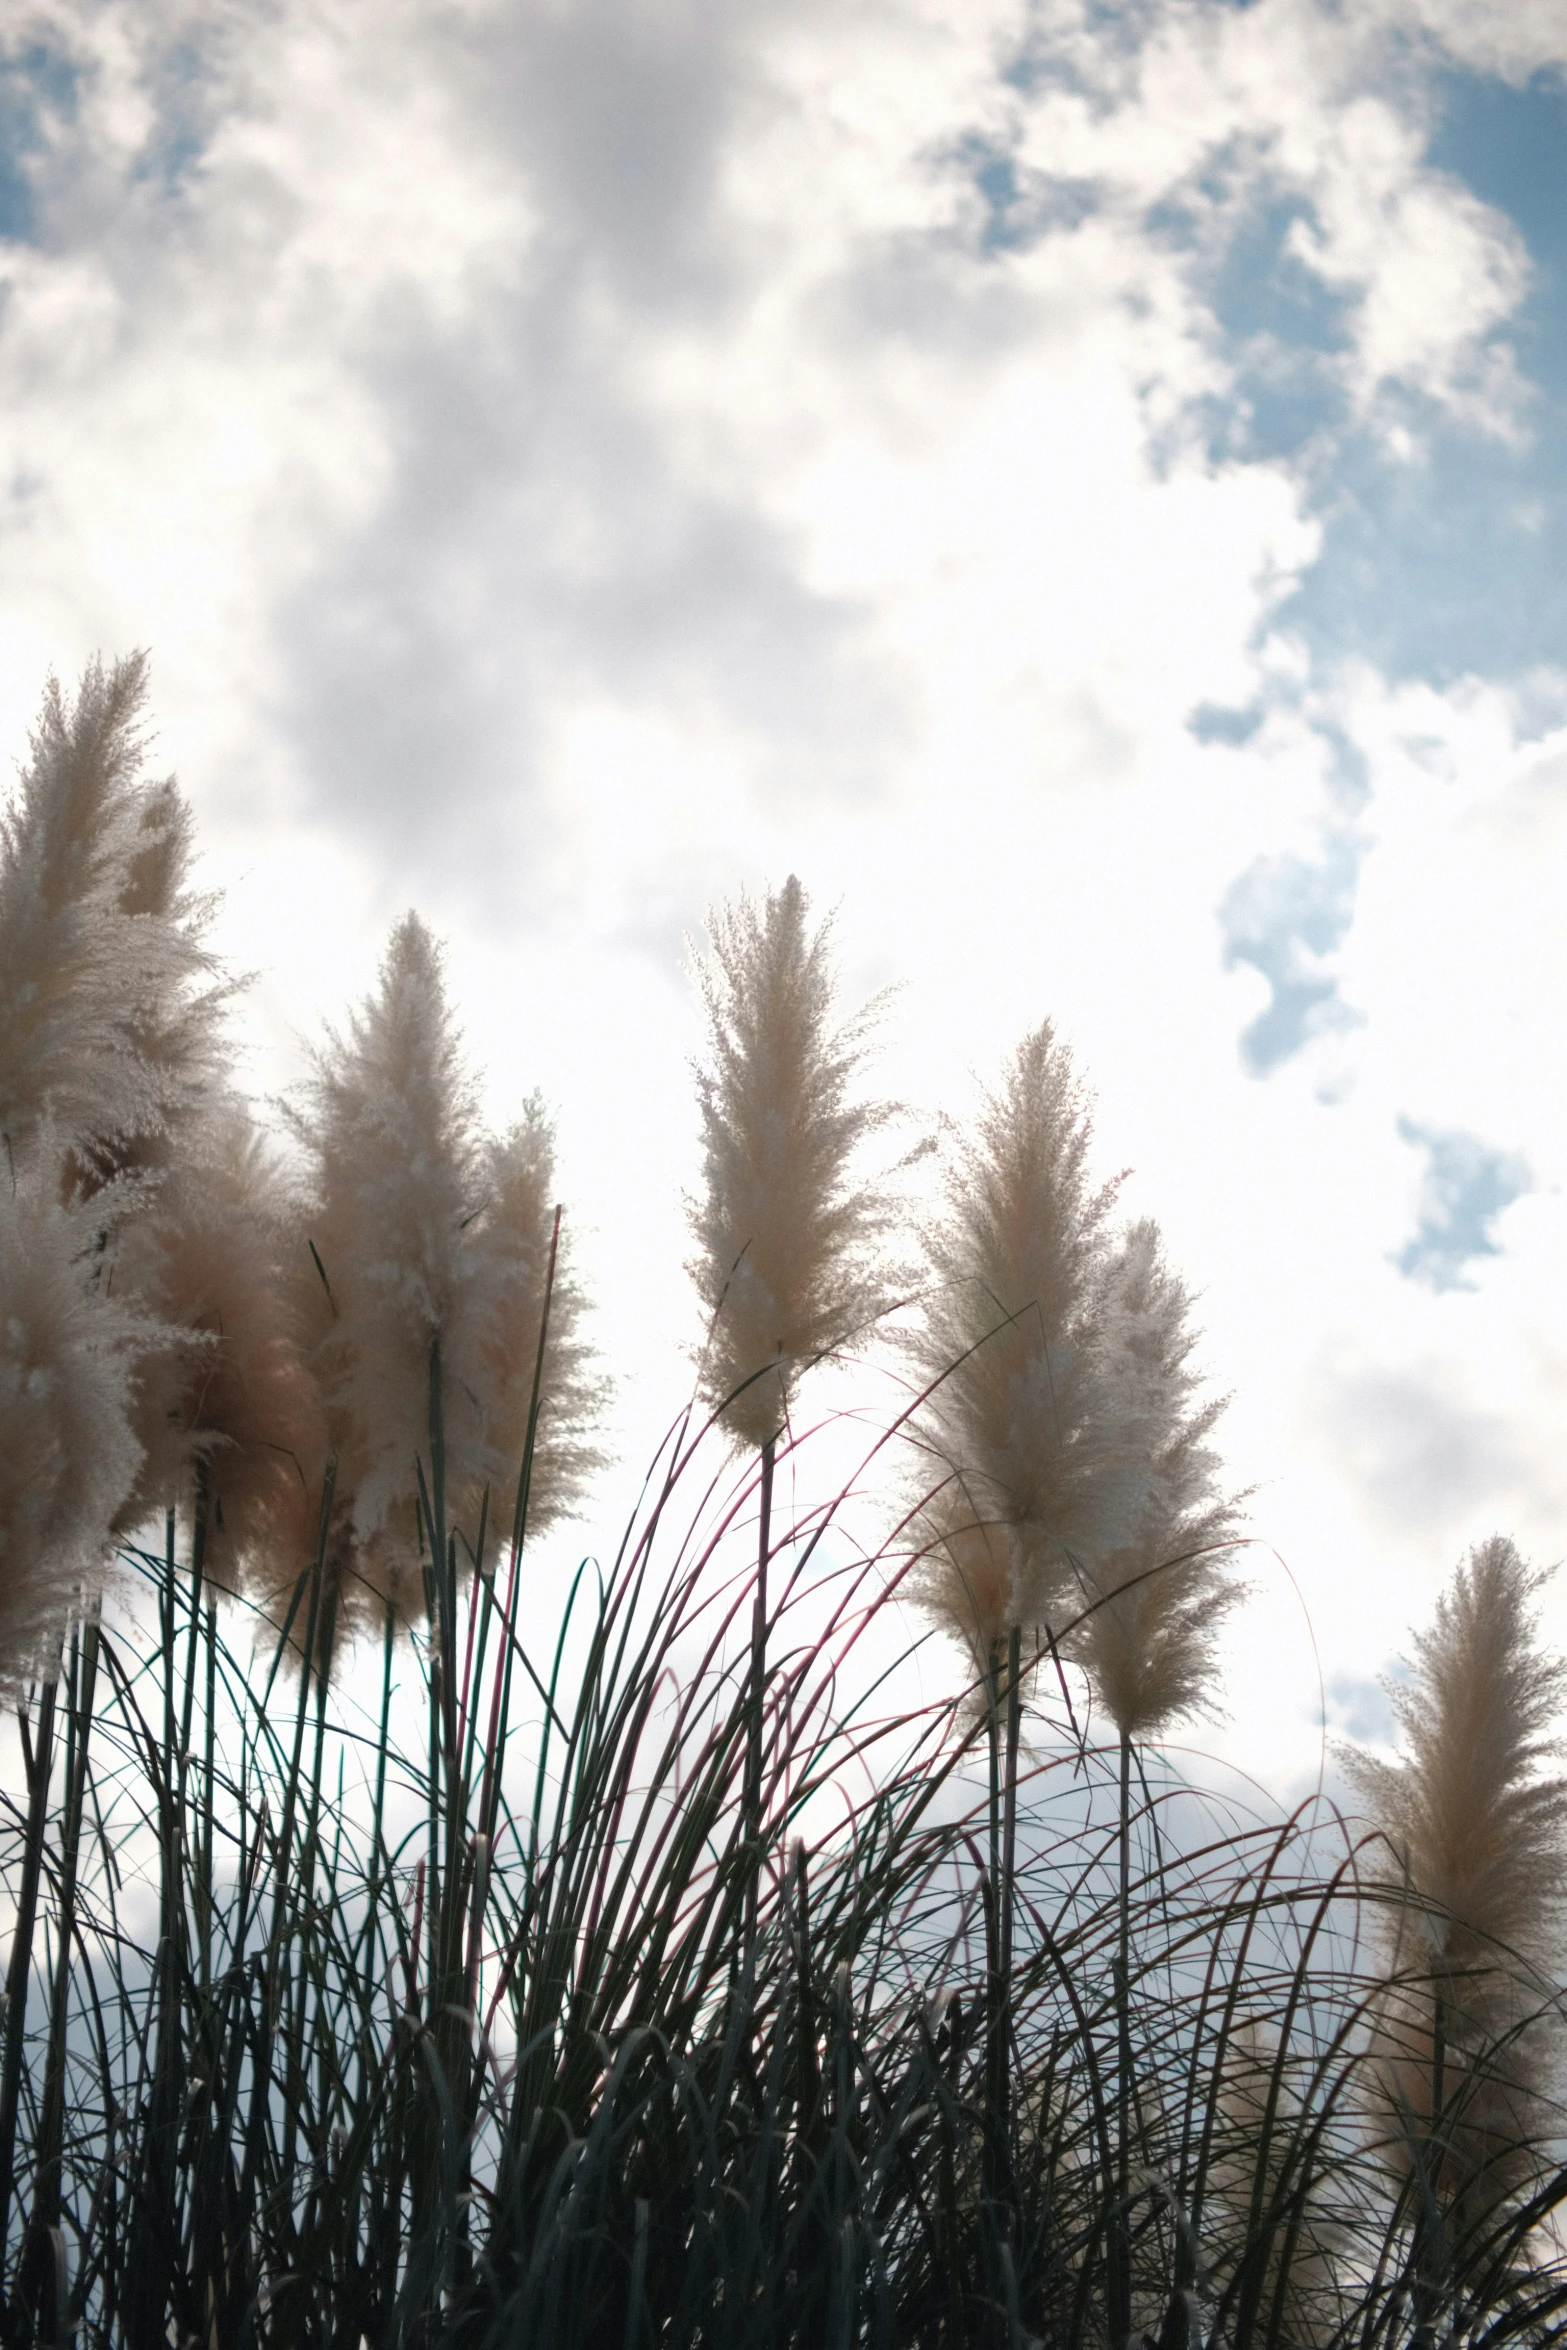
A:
[[0, 1672, 58, 2279], [1111, 1726, 1134, 2350], [744, 1431, 777, 1957]]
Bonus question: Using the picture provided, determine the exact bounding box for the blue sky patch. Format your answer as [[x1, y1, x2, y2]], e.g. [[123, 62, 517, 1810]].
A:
[[1393, 1117, 1531, 1291], [1426, 65, 1567, 275], [1188, 700, 1264, 747], [1231, 63, 1567, 689], [1219, 829, 1361, 1073], [0, 46, 80, 244], [957, 135, 1102, 253]]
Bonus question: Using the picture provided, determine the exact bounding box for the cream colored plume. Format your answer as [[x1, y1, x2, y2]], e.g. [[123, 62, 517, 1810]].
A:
[[687, 875, 893, 1448], [451, 1102, 605, 1542], [1344, 1537, 1567, 2228], [907, 1021, 1124, 1657], [286, 911, 481, 1630], [0, 1170, 142, 1691], [111, 1105, 324, 1596], [1065, 1220, 1245, 1741], [88, 773, 232, 1186], [286, 915, 601, 1640], [908, 1489, 1015, 1682], [0, 657, 226, 1189]]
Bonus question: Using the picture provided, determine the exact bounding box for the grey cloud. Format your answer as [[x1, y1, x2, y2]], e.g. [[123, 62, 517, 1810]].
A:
[[1218, 829, 1362, 1074], [26, 0, 907, 906], [458, 1, 762, 319], [274, 312, 899, 908], [1393, 1117, 1530, 1292], [1312, 1361, 1522, 1538]]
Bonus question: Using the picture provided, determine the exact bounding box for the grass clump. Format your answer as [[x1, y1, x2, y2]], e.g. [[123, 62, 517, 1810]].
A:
[[0, 661, 1565, 2348]]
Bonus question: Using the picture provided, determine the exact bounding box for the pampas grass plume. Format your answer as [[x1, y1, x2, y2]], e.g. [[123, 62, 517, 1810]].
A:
[[688, 875, 893, 1447], [909, 1020, 1123, 1655], [910, 1492, 1015, 1680], [94, 772, 233, 1185], [1345, 1535, 1567, 2215], [454, 1102, 605, 1539], [112, 1105, 324, 1595], [289, 914, 602, 1638], [1066, 1219, 1245, 1741], [288, 911, 481, 1628], [0, 1168, 142, 1688], [0, 656, 224, 1186]]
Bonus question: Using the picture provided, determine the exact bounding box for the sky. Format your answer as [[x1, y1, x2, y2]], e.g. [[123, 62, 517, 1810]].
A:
[[2, 0, 1566, 1796]]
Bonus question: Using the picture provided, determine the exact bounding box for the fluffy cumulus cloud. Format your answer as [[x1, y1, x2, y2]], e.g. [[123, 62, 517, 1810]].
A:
[[2, 0, 1566, 1783]]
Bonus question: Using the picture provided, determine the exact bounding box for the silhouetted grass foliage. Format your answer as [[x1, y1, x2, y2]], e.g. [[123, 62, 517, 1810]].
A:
[[1, 1381, 1564, 2350]]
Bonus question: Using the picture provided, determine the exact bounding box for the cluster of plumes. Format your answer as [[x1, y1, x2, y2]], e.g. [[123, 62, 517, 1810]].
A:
[[0, 655, 231, 1686], [907, 1022, 1245, 1740], [283, 915, 604, 1640], [1344, 1537, 1567, 2236], [687, 876, 897, 1449], [0, 658, 602, 1687]]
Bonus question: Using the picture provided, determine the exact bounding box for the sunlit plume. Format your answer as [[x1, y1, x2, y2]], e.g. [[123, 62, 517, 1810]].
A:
[[111, 1104, 324, 1598], [687, 874, 894, 1449], [0, 655, 226, 1191], [452, 1102, 605, 1543], [1344, 1536, 1567, 2225], [288, 913, 601, 1641], [86, 773, 234, 1187], [909, 1490, 1015, 1681], [1065, 1219, 1246, 1741], [0, 1168, 142, 1692], [287, 911, 482, 1632], [908, 1020, 1125, 1657]]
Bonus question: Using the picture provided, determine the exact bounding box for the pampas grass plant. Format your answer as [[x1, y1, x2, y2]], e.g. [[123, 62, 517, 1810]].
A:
[[3, 663, 1567, 2349], [907, 1044, 1248, 2348], [1064, 1218, 1245, 1749]]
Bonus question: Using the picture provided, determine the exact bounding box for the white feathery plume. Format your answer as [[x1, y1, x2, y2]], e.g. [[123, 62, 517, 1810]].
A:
[[908, 1492, 1015, 1684], [687, 875, 893, 1448], [287, 911, 480, 1631], [1065, 1219, 1245, 1741], [1344, 1537, 1567, 2228], [907, 1020, 1124, 1660], [452, 1100, 605, 1542], [111, 1104, 324, 1596], [0, 656, 225, 1188], [0, 1164, 142, 1691], [90, 772, 233, 1185], [288, 915, 603, 1642]]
